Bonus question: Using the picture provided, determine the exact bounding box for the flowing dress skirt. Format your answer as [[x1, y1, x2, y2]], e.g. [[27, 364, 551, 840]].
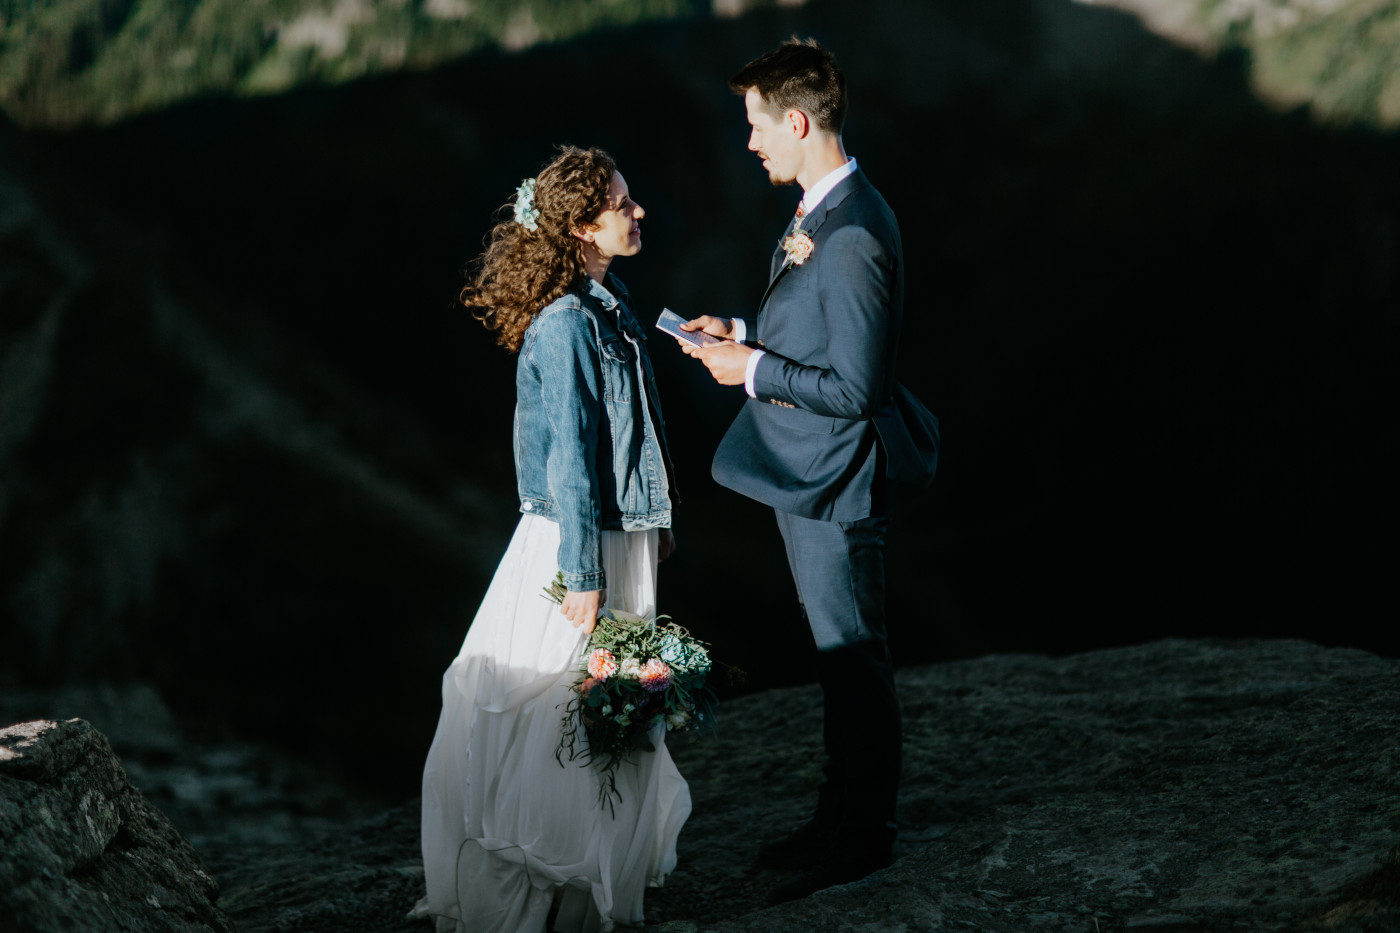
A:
[[415, 514, 692, 933]]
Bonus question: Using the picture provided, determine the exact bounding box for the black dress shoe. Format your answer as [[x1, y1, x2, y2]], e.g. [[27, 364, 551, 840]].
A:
[[765, 846, 894, 905], [754, 818, 840, 869]]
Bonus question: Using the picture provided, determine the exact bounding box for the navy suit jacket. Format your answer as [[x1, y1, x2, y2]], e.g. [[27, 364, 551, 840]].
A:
[[713, 168, 939, 521]]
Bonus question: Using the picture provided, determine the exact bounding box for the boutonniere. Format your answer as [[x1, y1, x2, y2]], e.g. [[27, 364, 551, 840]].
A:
[[782, 230, 815, 267]]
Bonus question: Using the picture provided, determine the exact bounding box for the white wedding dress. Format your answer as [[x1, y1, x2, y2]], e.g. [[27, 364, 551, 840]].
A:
[[414, 514, 692, 933]]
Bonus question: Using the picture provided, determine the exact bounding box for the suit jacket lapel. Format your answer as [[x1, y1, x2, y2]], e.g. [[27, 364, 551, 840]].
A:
[[769, 213, 800, 280], [764, 170, 868, 283], [791, 167, 866, 244], [758, 170, 869, 315]]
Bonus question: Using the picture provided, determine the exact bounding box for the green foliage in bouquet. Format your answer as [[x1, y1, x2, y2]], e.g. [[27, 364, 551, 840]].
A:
[[542, 572, 722, 809]]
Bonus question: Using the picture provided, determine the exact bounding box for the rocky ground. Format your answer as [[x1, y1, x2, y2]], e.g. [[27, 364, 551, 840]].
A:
[[4, 638, 1399, 932]]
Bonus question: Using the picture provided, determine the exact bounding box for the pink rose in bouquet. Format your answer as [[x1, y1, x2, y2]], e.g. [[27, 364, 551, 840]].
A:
[[587, 648, 618, 681]]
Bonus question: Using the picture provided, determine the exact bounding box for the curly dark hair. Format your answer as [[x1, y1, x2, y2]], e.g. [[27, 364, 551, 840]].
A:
[[728, 37, 847, 135], [461, 146, 617, 353]]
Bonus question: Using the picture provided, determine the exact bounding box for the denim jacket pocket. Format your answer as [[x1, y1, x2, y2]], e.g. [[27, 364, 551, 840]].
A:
[[600, 336, 635, 401]]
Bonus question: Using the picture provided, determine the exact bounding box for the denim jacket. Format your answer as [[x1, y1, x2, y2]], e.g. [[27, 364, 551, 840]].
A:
[[514, 274, 676, 590]]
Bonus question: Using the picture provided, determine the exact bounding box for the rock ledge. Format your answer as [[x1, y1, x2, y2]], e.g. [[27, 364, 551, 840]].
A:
[[0, 718, 234, 933]]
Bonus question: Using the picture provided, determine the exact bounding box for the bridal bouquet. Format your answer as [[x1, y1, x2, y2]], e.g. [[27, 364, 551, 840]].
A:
[[543, 573, 722, 806]]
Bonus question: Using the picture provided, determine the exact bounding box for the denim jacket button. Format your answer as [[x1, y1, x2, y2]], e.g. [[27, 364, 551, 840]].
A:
[[522, 501, 533, 511]]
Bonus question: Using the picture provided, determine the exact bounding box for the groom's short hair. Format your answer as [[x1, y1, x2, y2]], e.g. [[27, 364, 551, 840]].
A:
[[729, 37, 847, 135]]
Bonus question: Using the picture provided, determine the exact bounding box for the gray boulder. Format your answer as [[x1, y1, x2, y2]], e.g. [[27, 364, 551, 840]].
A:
[[0, 718, 234, 933], [170, 638, 1400, 932], [5, 639, 1397, 932], [646, 638, 1400, 931]]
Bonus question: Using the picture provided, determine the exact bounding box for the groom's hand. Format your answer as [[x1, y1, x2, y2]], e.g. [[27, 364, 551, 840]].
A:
[[679, 315, 751, 385], [690, 340, 753, 386], [679, 315, 734, 342]]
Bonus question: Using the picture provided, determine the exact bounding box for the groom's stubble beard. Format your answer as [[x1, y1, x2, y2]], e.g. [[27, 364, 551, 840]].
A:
[[756, 149, 796, 187]]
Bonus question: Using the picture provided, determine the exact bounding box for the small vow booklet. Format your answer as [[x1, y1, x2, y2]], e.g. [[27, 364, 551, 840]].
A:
[[655, 308, 727, 348]]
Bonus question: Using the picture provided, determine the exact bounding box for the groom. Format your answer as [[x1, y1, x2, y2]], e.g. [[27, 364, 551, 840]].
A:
[[681, 38, 938, 902]]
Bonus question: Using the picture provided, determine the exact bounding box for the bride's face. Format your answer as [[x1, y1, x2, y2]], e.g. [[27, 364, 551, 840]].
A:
[[580, 172, 644, 261]]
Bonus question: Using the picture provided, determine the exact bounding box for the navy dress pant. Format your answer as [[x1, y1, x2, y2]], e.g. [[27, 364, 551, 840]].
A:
[[774, 508, 901, 847]]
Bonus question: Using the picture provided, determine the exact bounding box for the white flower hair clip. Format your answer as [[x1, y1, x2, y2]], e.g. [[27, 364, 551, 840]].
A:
[[513, 177, 540, 231]]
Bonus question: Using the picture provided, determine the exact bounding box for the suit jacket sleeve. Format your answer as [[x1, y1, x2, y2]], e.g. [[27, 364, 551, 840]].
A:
[[751, 224, 896, 419]]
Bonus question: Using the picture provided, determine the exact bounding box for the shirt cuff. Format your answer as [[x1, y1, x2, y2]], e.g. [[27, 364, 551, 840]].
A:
[[731, 318, 747, 343], [744, 349, 765, 399]]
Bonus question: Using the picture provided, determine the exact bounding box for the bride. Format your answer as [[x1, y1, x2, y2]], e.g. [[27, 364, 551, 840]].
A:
[[414, 146, 691, 932]]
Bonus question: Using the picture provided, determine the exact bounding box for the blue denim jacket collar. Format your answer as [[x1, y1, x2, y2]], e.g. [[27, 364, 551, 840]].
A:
[[588, 274, 620, 309]]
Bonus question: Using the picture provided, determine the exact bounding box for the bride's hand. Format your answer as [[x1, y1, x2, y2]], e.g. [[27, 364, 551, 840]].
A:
[[659, 528, 676, 561], [561, 589, 604, 635]]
